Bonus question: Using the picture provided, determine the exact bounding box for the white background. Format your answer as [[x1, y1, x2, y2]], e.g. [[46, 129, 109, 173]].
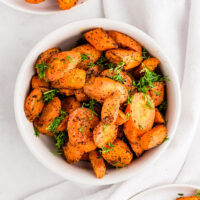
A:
[[1, 0, 200, 199]]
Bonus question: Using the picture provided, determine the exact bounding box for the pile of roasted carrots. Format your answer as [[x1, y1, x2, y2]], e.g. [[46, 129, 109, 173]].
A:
[[24, 28, 168, 178], [25, 0, 79, 10]]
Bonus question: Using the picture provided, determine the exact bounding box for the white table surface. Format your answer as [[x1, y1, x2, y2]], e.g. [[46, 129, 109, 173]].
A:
[[1, 1, 200, 199], [0, 1, 103, 199]]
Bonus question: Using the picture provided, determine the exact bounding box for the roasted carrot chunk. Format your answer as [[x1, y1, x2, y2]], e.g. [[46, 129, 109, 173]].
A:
[[140, 125, 167, 150], [108, 31, 142, 53], [89, 150, 106, 179], [105, 49, 142, 70], [84, 28, 118, 51]]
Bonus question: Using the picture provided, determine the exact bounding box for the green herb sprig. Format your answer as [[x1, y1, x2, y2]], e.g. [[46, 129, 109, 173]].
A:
[[81, 54, 89, 61], [47, 109, 66, 134], [54, 132, 67, 150], [100, 142, 115, 154], [42, 89, 60, 103], [178, 193, 184, 197], [35, 62, 49, 79], [142, 47, 150, 60], [196, 189, 200, 198], [108, 61, 125, 84], [34, 127, 39, 137], [132, 68, 168, 94], [96, 56, 115, 69], [82, 99, 100, 116]]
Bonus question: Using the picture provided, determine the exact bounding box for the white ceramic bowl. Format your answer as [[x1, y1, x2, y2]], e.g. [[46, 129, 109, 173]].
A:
[[1, 0, 88, 15], [14, 18, 181, 185]]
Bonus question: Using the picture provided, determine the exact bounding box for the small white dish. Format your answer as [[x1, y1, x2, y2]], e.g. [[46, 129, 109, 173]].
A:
[[130, 184, 200, 200], [14, 18, 181, 185], [1, 0, 88, 15]]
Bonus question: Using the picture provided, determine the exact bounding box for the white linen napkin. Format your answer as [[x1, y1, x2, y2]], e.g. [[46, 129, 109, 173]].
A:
[[26, 0, 200, 199]]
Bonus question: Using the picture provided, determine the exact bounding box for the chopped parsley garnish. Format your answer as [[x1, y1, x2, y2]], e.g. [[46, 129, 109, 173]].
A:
[[139, 125, 143, 130], [108, 61, 125, 84], [163, 137, 169, 143], [103, 123, 110, 132], [65, 56, 73, 63], [132, 68, 169, 93], [196, 190, 200, 198], [113, 162, 120, 168], [142, 47, 150, 60], [47, 109, 66, 134], [132, 69, 168, 108], [34, 127, 39, 137], [144, 94, 154, 109], [178, 193, 184, 196], [126, 112, 130, 118], [35, 62, 49, 79], [61, 58, 66, 63], [100, 142, 115, 154], [42, 89, 60, 102], [154, 91, 161, 96], [96, 56, 115, 69], [79, 125, 84, 133], [82, 99, 100, 116], [125, 95, 133, 105], [100, 147, 113, 154], [96, 56, 108, 66], [81, 54, 89, 61], [87, 62, 95, 68], [54, 131, 67, 149], [107, 142, 114, 147]]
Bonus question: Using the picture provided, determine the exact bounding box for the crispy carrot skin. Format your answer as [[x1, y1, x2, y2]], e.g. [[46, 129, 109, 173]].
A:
[[51, 68, 86, 89], [61, 97, 81, 114], [35, 48, 61, 79], [101, 93, 121, 124], [108, 31, 142, 53], [84, 28, 118, 51], [46, 51, 81, 81], [105, 49, 142, 70], [31, 75, 50, 91], [149, 82, 165, 106], [101, 69, 135, 92], [154, 108, 165, 124], [74, 88, 89, 102], [33, 97, 61, 137], [25, 0, 44, 4], [140, 124, 167, 150], [133, 57, 159, 78], [176, 196, 200, 200], [84, 77, 128, 104], [102, 139, 133, 168], [68, 108, 99, 152], [89, 150, 106, 178], [59, 89, 74, 96], [63, 142, 84, 163], [57, 0, 78, 10], [93, 121, 118, 148], [72, 44, 102, 69], [24, 89, 44, 122], [115, 110, 128, 126], [123, 92, 155, 156]]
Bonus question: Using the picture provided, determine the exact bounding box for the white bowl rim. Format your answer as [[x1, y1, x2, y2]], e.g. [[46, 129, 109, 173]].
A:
[[130, 184, 200, 199], [0, 0, 89, 15], [14, 18, 181, 185]]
